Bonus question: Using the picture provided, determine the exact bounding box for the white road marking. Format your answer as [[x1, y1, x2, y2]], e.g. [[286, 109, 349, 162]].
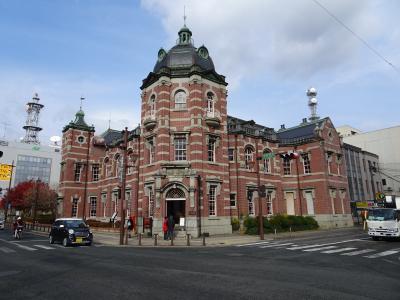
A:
[[15, 244, 37, 251], [260, 243, 295, 248], [321, 247, 357, 254], [0, 247, 16, 253], [236, 241, 272, 247], [303, 246, 337, 252], [364, 250, 400, 259], [287, 239, 362, 250], [341, 249, 376, 256], [34, 244, 55, 250]]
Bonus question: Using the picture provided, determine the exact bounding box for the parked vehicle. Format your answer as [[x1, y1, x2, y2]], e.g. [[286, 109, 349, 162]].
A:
[[49, 218, 93, 247], [367, 196, 400, 240], [0, 219, 4, 230]]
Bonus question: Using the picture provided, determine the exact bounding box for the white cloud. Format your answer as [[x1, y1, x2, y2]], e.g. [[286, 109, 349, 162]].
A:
[[141, 0, 395, 88]]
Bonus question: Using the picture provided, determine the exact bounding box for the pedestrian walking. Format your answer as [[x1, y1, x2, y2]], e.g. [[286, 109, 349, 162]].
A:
[[127, 217, 133, 238], [168, 215, 175, 240], [162, 216, 168, 240]]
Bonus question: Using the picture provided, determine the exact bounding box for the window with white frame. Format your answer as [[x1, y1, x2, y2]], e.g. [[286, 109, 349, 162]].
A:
[[174, 136, 187, 161], [127, 152, 133, 175], [101, 193, 107, 217], [148, 187, 154, 217], [302, 153, 311, 174], [71, 198, 78, 217], [208, 136, 216, 162], [337, 154, 342, 175], [89, 196, 97, 217], [266, 191, 273, 215], [327, 152, 333, 174], [209, 185, 217, 216], [74, 163, 82, 182], [104, 157, 111, 177], [206, 92, 214, 116], [283, 157, 291, 175], [263, 150, 272, 173], [245, 147, 254, 170], [247, 190, 255, 216], [228, 148, 234, 161], [174, 90, 187, 109], [230, 193, 236, 207], [150, 95, 156, 116], [112, 191, 118, 213], [115, 155, 122, 179], [147, 138, 155, 164], [125, 190, 131, 210], [92, 164, 100, 181]]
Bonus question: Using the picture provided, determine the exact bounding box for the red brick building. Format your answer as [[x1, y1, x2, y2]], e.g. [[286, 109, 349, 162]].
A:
[[59, 25, 352, 236]]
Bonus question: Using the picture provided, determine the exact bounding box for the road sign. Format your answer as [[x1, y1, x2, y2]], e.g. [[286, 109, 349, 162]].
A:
[[262, 152, 275, 160], [375, 192, 385, 201], [0, 164, 12, 181]]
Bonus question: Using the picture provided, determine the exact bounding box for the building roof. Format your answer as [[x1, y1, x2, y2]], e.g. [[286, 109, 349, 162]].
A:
[[277, 118, 326, 141], [141, 26, 226, 89]]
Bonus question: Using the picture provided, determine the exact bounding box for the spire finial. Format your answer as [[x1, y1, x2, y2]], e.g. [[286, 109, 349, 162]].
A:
[[183, 6, 186, 26], [80, 96, 85, 110]]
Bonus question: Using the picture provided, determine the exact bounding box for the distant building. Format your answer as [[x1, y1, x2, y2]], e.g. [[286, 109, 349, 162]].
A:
[[0, 140, 61, 191], [343, 143, 382, 209], [336, 125, 362, 137], [338, 126, 400, 197], [59, 25, 352, 235]]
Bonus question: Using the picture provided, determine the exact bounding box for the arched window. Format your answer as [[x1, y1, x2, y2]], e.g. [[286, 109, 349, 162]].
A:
[[263, 149, 272, 173], [174, 90, 187, 109], [206, 92, 214, 116], [104, 157, 111, 177], [150, 95, 156, 116], [115, 154, 122, 179], [166, 188, 185, 199], [245, 146, 254, 170]]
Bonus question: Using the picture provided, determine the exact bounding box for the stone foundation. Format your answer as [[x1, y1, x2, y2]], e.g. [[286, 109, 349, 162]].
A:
[[314, 214, 353, 229]]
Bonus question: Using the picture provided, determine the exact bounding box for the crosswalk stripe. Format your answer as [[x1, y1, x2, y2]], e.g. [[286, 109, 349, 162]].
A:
[[0, 247, 16, 253], [288, 244, 325, 250], [303, 246, 337, 252], [236, 241, 272, 247], [15, 244, 37, 251], [341, 249, 376, 256], [321, 247, 357, 254], [364, 250, 400, 259], [34, 245, 55, 250], [260, 243, 295, 248]]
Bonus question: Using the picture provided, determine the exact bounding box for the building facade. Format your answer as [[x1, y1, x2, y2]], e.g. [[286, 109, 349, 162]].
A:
[[59, 26, 352, 236], [338, 125, 400, 197]]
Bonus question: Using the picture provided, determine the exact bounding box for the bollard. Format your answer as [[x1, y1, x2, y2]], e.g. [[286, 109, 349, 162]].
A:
[[154, 234, 158, 246], [274, 228, 277, 239], [138, 233, 142, 246], [186, 234, 190, 246], [202, 234, 206, 246], [170, 233, 174, 246]]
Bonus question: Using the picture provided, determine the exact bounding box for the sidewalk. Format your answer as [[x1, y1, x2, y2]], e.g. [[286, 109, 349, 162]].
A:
[[92, 226, 362, 247]]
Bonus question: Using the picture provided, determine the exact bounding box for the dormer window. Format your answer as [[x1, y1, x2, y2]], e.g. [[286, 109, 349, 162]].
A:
[[174, 90, 187, 109]]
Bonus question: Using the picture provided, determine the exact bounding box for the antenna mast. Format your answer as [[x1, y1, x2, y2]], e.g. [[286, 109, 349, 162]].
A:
[[22, 93, 44, 144]]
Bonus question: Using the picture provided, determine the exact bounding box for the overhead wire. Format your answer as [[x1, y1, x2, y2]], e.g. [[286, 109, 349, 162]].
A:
[[312, 0, 400, 76]]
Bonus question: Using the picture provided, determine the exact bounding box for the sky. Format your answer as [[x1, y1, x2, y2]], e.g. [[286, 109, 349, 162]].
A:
[[0, 0, 399, 145]]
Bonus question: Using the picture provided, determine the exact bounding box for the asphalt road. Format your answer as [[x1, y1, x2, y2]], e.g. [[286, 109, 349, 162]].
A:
[[0, 228, 399, 300]]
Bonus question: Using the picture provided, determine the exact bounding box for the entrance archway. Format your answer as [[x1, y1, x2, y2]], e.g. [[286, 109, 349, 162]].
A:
[[166, 188, 186, 225]]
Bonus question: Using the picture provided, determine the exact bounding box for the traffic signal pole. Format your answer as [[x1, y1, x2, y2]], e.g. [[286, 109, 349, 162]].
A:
[[255, 140, 264, 240]]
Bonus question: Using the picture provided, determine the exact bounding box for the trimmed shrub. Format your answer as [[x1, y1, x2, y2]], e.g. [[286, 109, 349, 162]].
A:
[[231, 217, 240, 231]]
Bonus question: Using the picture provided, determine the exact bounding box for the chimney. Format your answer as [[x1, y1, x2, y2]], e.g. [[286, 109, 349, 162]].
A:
[[280, 124, 285, 130], [301, 118, 308, 124]]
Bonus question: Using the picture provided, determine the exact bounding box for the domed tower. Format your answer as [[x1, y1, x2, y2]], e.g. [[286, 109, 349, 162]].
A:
[[139, 25, 231, 237], [60, 104, 95, 219]]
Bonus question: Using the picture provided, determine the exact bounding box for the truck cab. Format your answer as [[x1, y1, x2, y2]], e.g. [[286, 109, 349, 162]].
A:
[[367, 208, 400, 240]]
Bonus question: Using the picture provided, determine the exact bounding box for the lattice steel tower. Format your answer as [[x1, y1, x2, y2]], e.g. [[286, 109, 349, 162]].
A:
[[22, 93, 44, 144]]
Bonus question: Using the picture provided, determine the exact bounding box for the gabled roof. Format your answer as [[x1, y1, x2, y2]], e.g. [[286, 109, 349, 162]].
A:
[[277, 118, 327, 145]]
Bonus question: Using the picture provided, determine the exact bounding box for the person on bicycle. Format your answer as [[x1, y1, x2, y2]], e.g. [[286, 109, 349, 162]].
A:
[[13, 217, 24, 238]]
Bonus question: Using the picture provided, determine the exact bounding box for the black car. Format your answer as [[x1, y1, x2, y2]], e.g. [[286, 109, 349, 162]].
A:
[[49, 218, 93, 247]]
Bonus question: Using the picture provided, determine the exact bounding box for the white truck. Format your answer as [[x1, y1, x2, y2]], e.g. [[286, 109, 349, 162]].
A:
[[367, 196, 400, 240]]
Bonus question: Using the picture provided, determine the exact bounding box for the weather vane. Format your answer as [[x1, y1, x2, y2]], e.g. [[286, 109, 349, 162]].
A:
[[80, 96, 85, 110], [183, 6, 186, 26]]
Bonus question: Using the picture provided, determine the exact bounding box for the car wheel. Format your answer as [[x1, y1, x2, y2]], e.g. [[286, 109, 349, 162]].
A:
[[62, 237, 69, 247], [372, 236, 379, 241], [49, 235, 54, 244], [87, 242, 92, 246]]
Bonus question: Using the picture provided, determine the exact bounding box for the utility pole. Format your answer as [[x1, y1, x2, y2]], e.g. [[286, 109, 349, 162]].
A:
[[82, 130, 92, 220], [119, 127, 128, 245], [33, 179, 41, 224], [255, 140, 264, 240], [294, 147, 303, 215], [4, 160, 15, 222]]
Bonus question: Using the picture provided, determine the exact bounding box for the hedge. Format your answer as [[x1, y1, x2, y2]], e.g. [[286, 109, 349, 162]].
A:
[[244, 214, 319, 235]]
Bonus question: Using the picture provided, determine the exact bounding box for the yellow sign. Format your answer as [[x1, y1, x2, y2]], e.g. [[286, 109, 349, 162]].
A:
[[356, 202, 368, 208], [0, 164, 12, 181]]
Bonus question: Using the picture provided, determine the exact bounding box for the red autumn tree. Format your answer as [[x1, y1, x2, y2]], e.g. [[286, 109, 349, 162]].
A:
[[3, 181, 35, 211]]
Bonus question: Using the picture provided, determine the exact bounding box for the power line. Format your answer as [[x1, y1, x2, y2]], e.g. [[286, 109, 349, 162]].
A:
[[312, 0, 400, 75]]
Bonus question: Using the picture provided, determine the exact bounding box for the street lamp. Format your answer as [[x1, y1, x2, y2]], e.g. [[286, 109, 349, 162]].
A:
[[33, 179, 41, 225]]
